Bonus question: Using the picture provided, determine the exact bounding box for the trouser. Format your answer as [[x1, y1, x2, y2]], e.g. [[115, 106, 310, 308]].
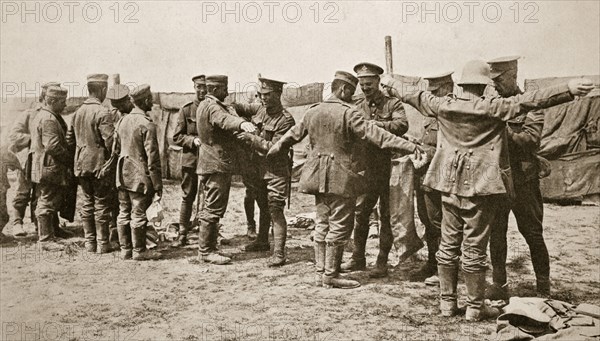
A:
[[436, 193, 500, 273], [0, 190, 9, 232], [416, 187, 442, 265], [79, 177, 112, 247], [242, 170, 270, 231], [264, 175, 288, 257], [34, 182, 64, 242], [489, 179, 549, 286], [117, 189, 153, 253], [198, 173, 231, 255], [179, 167, 199, 235], [315, 194, 356, 244], [388, 155, 423, 258], [12, 170, 36, 226], [353, 172, 392, 261]]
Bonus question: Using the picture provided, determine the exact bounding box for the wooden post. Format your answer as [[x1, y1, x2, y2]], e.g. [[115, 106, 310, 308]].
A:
[[111, 74, 120, 85], [385, 36, 393, 74]]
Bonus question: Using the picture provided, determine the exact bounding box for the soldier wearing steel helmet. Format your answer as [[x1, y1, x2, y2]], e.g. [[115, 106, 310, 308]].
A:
[[400, 60, 592, 321]]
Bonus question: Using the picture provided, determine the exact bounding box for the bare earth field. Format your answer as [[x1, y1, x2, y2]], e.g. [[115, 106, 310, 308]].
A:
[[1, 178, 599, 341]]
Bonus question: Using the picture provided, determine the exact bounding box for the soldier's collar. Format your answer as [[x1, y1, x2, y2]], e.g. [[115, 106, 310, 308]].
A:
[[84, 97, 103, 104], [266, 103, 284, 115], [365, 90, 385, 106], [130, 107, 148, 115]]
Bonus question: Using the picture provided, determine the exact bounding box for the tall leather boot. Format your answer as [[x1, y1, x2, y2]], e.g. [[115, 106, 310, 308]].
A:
[[172, 201, 192, 247], [37, 214, 63, 251], [314, 241, 326, 286], [82, 219, 96, 253], [438, 264, 459, 316], [243, 219, 270, 252], [411, 234, 439, 282], [464, 271, 501, 321], [53, 213, 73, 239], [244, 194, 257, 238], [323, 242, 360, 289], [268, 209, 287, 267], [117, 223, 132, 260], [340, 224, 369, 272]]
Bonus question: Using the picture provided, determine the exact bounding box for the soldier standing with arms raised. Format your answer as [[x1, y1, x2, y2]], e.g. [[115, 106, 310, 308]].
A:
[[401, 60, 592, 321]]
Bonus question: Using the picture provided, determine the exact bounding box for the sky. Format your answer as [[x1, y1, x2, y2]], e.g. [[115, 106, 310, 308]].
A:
[[1, 0, 599, 96]]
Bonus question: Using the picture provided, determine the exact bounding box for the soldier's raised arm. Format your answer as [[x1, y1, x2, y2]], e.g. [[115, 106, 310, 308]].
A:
[[346, 108, 417, 155], [401, 91, 444, 118], [486, 80, 592, 121]]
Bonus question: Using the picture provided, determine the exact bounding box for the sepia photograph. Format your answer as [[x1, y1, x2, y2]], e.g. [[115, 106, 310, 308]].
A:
[[1, 1, 599, 340]]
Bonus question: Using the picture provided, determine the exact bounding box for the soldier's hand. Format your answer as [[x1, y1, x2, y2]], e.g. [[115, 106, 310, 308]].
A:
[[193, 138, 201, 147], [568, 78, 594, 97], [240, 122, 257, 133], [153, 191, 162, 203], [266, 143, 282, 159], [410, 145, 429, 170], [235, 132, 253, 143]]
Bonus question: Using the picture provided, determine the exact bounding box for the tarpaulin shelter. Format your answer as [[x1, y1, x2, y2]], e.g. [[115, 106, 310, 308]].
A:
[[524, 75, 600, 202]]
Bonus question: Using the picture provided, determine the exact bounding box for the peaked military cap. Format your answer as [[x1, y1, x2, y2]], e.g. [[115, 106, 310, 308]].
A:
[[45, 86, 68, 98], [488, 56, 520, 79], [334, 71, 358, 88], [192, 75, 206, 84], [353, 62, 384, 78], [107, 84, 130, 101], [424, 71, 454, 91], [87, 74, 109, 83], [258, 77, 286, 94], [206, 75, 228, 86], [41, 82, 61, 89], [129, 84, 152, 100]]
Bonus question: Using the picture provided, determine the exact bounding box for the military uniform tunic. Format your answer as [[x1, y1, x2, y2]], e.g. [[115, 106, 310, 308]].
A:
[[195, 95, 247, 255], [66, 97, 115, 247], [352, 89, 408, 263], [29, 107, 72, 241], [114, 107, 162, 253], [173, 100, 201, 231]]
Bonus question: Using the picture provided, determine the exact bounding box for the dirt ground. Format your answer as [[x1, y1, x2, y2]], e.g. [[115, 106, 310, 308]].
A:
[[1, 177, 599, 341]]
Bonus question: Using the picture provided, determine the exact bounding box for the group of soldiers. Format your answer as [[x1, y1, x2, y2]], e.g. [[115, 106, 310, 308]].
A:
[[0, 58, 593, 322]]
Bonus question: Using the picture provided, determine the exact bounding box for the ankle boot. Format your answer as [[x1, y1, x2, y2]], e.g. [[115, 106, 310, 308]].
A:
[[323, 242, 360, 289], [314, 241, 326, 286], [268, 210, 287, 267], [37, 214, 64, 251], [244, 218, 270, 252], [464, 271, 500, 321], [438, 265, 459, 317], [369, 253, 389, 278]]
